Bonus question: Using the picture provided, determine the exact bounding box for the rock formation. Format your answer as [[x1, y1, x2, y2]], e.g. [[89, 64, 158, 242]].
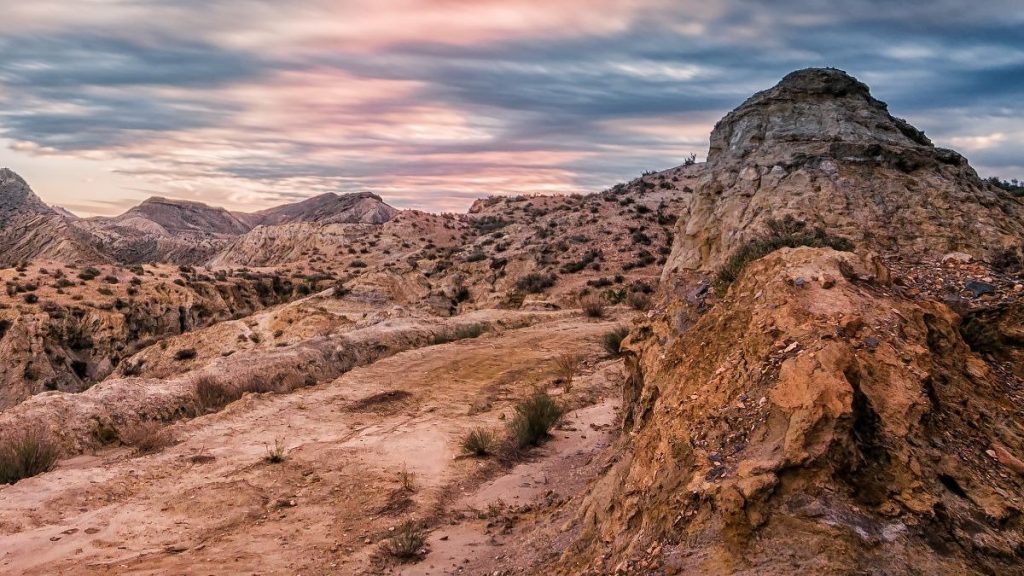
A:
[[665, 68, 1024, 278], [560, 69, 1024, 575]]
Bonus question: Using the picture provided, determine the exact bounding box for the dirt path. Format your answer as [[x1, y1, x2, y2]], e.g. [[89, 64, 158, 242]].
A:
[[0, 314, 625, 575]]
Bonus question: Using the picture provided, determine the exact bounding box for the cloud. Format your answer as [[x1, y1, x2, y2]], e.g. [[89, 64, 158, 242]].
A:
[[1, 0, 1023, 216]]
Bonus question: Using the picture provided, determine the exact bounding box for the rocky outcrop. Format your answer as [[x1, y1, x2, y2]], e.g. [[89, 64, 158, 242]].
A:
[[565, 248, 1024, 575], [559, 69, 1024, 575], [664, 68, 1024, 278]]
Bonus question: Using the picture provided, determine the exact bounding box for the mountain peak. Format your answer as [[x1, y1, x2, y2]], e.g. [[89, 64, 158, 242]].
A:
[[708, 67, 933, 165], [0, 168, 55, 225]]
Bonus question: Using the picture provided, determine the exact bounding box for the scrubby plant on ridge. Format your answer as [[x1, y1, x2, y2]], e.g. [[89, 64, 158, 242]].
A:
[[603, 327, 630, 357], [714, 216, 854, 295]]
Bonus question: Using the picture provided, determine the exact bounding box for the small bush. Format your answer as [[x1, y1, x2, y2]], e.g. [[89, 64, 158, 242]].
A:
[[173, 348, 198, 361], [120, 421, 175, 455], [581, 295, 605, 318], [516, 273, 556, 294], [627, 292, 652, 311], [603, 327, 629, 357], [379, 520, 427, 562], [462, 428, 497, 457], [507, 392, 563, 448], [0, 427, 60, 484], [194, 376, 241, 412], [715, 216, 853, 294]]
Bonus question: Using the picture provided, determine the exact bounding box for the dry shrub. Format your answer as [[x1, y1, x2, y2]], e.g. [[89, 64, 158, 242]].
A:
[[580, 295, 606, 318], [0, 426, 60, 484], [120, 421, 176, 455], [379, 520, 427, 562], [194, 375, 241, 412], [507, 391, 563, 449], [554, 352, 584, 392]]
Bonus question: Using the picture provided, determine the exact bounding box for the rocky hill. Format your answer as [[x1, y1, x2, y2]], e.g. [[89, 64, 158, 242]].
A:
[[0, 169, 109, 266], [245, 191, 399, 226], [81, 197, 254, 264], [556, 68, 1024, 575], [665, 68, 1024, 279]]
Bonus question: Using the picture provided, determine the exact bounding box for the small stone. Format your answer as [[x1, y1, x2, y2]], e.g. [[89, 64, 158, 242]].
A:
[[864, 336, 880, 351], [965, 280, 996, 298], [941, 252, 972, 265]]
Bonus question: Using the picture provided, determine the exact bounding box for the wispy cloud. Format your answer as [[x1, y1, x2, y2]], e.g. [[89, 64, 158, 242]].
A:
[[1, 1, 1023, 215]]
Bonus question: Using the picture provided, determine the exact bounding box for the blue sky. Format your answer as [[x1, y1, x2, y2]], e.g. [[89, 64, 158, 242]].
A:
[[1, 0, 1022, 215]]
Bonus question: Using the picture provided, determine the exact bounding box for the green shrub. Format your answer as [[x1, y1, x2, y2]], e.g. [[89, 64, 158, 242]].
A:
[[0, 427, 59, 484], [603, 327, 629, 357], [507, 392, 563, 448], [462, 428, 497, 457], [714, 216, 853, 295]]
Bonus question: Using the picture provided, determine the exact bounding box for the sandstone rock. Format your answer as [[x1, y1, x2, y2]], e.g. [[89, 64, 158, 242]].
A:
[[663, 68, 1024, 278]]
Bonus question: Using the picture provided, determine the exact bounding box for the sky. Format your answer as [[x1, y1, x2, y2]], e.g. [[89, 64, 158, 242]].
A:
[[1, 1, 1022, 216]]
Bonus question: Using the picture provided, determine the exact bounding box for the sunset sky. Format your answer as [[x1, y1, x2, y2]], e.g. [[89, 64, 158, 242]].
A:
[[1, 1, 1022, 216]]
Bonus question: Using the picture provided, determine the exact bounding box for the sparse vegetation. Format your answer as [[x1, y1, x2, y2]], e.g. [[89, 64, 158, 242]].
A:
[[581, 295, 605, 318], [507, 391, 563, 449], [462, 428, 497, 457], [603, 326, 629, 357], [264, 438, 286, 463], [714, 216, 854, 295], [516, 272, 556, 294], [379, 520, 427, 562], [554, 352, 584, 392], [174, 348, 198, 361], [194, 375, 242, 412], [120, 421, 176, 455], [0, 426, 60, 484], [398, 465, 416, 492], [987, 176, 1024, 196]]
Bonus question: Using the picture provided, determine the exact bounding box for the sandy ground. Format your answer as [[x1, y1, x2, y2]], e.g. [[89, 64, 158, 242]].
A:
[[0, 314, 625, 575]]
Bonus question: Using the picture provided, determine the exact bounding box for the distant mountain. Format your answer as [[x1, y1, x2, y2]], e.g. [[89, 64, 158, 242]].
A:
[[0, 169, 109, 266], [247, 192, 399, 226]]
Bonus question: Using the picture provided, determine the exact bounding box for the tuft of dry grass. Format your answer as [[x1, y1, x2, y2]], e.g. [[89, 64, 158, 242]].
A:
[[507, 391, 563, 449], [194, 375, 242, 412], [0, 426, 60, 484], [264, 438, 286, 463], [120, 421, 176, 456], [580, 295, 606, 318], [379, 520, 427, 562], [461, 428, 497, 457], [398, 465, 416, 492], [554, 352, 584, 392]]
